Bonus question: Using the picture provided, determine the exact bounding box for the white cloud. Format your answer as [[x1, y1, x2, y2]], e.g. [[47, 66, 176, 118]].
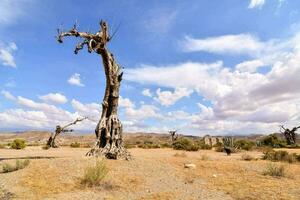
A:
[[0, 42, 17, 68], [39, 93, 68, 104], [68, 73, 84, 87], [144, 9, 177, 35], [182, 34, 263, 55], [1, 90, 16, 100], [126, 32, 300, 135], [0, 0, 32, 26], [235, 59, 265, 73], [0, 91, 99, 130], [142, 88, 152, 97], [119, 96, 135, 108], [155, 87, 193, 106], [248, 0, 265, 9]]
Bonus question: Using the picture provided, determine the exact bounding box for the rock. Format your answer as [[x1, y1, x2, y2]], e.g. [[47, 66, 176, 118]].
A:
[[213, 174, 217, 178], [184, 163, 196, 169]]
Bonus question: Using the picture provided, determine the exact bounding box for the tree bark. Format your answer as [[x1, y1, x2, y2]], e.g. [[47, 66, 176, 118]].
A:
[[56, 21, 130, 159]]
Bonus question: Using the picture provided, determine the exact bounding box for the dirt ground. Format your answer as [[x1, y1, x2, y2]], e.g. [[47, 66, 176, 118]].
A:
[[0, 147, 300, 200]]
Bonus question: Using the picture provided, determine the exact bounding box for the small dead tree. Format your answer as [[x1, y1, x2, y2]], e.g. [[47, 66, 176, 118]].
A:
[[47, 117, 87, 148], [280, 125, 300, 145], [56, 20, 130, 159], [169, 130, 179, 142]]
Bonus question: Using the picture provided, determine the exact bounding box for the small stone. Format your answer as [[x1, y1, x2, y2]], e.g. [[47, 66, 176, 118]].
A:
[[184, 163, 196, 169], [213, 174, 217, 178]]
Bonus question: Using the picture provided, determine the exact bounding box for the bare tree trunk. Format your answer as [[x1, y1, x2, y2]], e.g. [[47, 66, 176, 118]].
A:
[[46, 117, 86, 148], [56, 20, 130, 159]]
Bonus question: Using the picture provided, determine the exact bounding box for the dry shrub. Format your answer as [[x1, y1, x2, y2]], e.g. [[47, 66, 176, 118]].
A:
[[0, 143, 5, 149], [2, 159, 30, 173], [11, 139, 26, 149], [70, 142, 80, 148], [262, 163, 285, 177], [81, 160, 109, 187], [200, 154, 209, 160], [241, 153, 253, 161], [262, 149, 299, 163], [173, 152, 187, 157], [124, 143, 135, 149], [172, 138, 199, 151]]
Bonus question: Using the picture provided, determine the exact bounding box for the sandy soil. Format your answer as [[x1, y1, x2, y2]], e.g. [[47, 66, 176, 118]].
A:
[[0, 147, 300, 200]]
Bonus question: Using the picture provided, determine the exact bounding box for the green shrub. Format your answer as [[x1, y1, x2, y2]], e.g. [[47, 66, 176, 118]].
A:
[[263, 163, 285, 177], [260, 134, 286, 148], [172, 138, 199, 151], [70, 142, 80, 148], [81, 160, 108, 187], [10, 139, 26, 149], [235, 140, 255, 151], [124, 143, 135, 149], [196, 140, 212, 150], [137, 142, 160, 149], [2, 159, 30, 173], [160, 143, 172, 148]]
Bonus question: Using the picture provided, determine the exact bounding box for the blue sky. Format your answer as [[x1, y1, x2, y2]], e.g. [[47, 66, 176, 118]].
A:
[[1, 0, 300, 136]]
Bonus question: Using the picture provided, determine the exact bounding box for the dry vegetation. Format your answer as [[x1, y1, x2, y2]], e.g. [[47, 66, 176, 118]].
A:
[[0, 132, 300, 200]]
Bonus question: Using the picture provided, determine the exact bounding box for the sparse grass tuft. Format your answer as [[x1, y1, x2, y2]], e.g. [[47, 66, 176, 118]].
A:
[[262, 163, 285, 177], [173, 152, 187, 157], [42, 145, 50, 150], [2, 159, 30, 173], [200, 154, 209, 160], [11, 139, 26, 149], [81, 160, 109, 187], [70, 142, 80, 148], [241, 153, 253, 161]]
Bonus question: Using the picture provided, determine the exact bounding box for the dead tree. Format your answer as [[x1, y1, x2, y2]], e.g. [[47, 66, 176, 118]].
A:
[[280, 125, 300, 145], [169, 130, 179, 142], [56, 20, 130, 159], [47, 117, 87, 148]]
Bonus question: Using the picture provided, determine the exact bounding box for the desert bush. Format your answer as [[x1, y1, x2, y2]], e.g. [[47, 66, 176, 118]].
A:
[[42, 145, 50, 150], [172, 138, 199, 151], [263, 163, 285, 177], [160, 143, 172, 148], [137, 141, 160, 149], [196, 140, 212, 150], [2, 159, 30, 173], [214, 142, 224, 152], [200, 154, 209, 160], [260, 134, 286, 148], [235, 140, 255, 151], [10, 139, 26, 149], [70, 142, 80, 148], [0, 144, 5, 149], [124, 143, 135, 149], [81, 160, 108, 187], [241, 153, 253, 161], [262, 149, 299, 163], [173, 152, 187, 157]]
